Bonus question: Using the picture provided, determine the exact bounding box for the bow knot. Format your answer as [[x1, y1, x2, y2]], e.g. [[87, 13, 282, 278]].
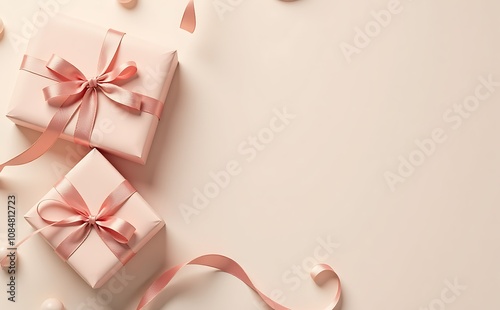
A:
[[0, 29, 166, 173], [42, 54, 141, 110], [87, 215, 98, 226], [37, 178, 137, 264], [87, 77, 99, 89], [39, 30, 143, 147]]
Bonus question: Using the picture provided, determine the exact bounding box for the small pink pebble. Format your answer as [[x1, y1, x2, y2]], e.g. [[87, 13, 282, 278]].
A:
[[118, 0, 137, 9], [40, 298, 65, 310], [0, 18, 4, 38]]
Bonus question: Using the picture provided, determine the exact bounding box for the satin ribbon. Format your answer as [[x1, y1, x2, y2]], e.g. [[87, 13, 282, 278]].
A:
[[39, 178, 137, 263], [0, 29, 163, 173], [137, 254, 341, 310], [181, 0, 196, 33], [1, 178, 137, 267]]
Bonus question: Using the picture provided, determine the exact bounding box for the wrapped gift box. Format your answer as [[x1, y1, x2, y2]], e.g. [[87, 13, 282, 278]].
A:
[[7, 14, 178, 164], [24, 149, 165, 288]]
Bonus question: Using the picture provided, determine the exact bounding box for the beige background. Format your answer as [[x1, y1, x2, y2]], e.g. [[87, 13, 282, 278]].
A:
[[0, 0, 499, 309]]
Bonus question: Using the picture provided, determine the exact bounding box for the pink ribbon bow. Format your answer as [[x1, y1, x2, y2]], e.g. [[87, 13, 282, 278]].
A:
[[0, 29, 163, 173], [41, 42, 142, 147], [37, 178, 137, 263]]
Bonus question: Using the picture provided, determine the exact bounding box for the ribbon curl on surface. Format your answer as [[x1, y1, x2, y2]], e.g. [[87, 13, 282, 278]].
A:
[[137, 254, 342, 310], [181, 0, 196, 33], [0, 178, 137, 267], [0, 29, 163, 173]]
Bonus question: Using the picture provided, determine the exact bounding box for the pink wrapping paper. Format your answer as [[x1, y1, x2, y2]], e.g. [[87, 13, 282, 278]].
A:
[[24, 149, 165, 288], [7, 14, 178, 164]]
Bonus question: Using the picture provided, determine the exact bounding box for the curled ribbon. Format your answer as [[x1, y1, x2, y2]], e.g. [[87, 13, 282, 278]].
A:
[[1, 178, 137, 267], [181, 0, 196, 33], [137, 254, 342, 310], [0, 29, 163, 173]]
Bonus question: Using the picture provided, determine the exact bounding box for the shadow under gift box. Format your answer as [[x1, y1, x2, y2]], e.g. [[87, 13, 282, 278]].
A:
[[7, 14, 178, 164], [24, 149, 165, 288]]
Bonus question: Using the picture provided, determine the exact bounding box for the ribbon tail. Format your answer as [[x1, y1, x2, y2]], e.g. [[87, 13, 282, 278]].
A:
[[0, 227, 41, 268], [136, 254, 341, 310], [0, 255, 9, 268], [96, 228, 135, 265], [95, 180, 137, 264], [180, 0, 196, 33], [55, 224, 92, 261], [0, 214, 85, 268], [74, 90, 97, 148], [0, 103, 81, 174], [100, 84, 142, 112]]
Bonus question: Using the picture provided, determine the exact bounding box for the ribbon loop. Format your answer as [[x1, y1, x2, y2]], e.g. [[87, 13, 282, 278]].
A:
[[46, 54, 87, 82], [0, 28, 164, 173], [137, 254, 341, 310], [96, 217, 136, 244], [43, 81, 87, 107], [101, 61, 137, 82], [40, 32, 142, 147], [43, 48, 140, 115], [36, 178, 137, 263]]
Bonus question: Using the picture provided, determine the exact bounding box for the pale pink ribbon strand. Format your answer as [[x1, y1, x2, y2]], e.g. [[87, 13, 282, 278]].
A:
[[0, 29, 163, 173], [1, 178, 137, 267], [181, 0, 196, 33], [137, 254, 341, 310]]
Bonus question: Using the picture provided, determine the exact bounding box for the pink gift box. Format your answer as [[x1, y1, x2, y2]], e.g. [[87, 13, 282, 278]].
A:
[[24, 149, 165, 288], [7, 14, 178, 164]]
